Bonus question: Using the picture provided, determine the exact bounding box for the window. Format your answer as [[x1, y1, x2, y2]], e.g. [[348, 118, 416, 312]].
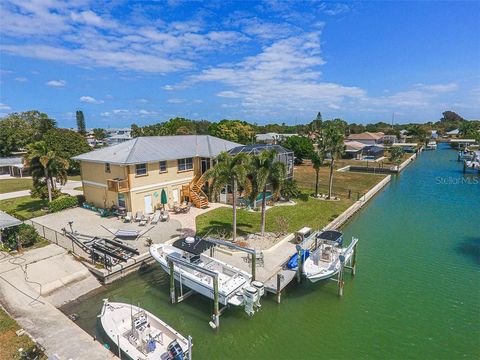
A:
[[135, 163, 147, 176], [105, 163, 111, 173], [177, 158, 193, 171], [159, 161, 167, 173], [118, 193, 126, 208]]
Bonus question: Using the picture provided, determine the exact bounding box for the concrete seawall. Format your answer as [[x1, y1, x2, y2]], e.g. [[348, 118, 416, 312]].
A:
[[324, 175, 392, 231]]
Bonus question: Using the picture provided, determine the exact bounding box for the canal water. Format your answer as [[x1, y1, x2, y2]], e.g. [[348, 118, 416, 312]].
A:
[[63, 143, 479, 359]]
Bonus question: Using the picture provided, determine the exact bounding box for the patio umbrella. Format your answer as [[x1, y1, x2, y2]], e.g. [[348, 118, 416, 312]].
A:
[[160, 189, 168, 210]]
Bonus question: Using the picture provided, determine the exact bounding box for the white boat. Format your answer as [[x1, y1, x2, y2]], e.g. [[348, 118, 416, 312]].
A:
[[150, 237, 264, 314], [426, 141, 437, 150], [303, 236, 358, 283], [99, 300, 191, 360]]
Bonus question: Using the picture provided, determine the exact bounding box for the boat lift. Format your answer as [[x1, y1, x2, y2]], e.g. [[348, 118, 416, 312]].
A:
[[166, 254, 224, 329], [294, 230, 359, 297], [165, 237, 258, 330], [202, 237, 257, 279]]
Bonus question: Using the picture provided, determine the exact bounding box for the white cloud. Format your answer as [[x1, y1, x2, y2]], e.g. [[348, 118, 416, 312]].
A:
[[192, 33, 364, 116], [15, 77, 28, 82], [167, 98, 185, 104], [217, 91, 241, 98], [80, 95, 103, 104], [100, 112, 111, 117], [0, 2, 248, 74], [138, 98, 148, 103], [0, 103, 11, 110], [112, 109, 128, 114], [163, 85, 174, 91], [192, 99, 203, 104], [46, 79, 66, 87]]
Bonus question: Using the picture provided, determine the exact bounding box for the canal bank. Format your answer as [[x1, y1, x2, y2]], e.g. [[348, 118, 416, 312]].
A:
[[62, 143, 479, 359]]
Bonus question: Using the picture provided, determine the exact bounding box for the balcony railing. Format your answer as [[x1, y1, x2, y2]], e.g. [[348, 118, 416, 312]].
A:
[[107, 178, 129, 193]]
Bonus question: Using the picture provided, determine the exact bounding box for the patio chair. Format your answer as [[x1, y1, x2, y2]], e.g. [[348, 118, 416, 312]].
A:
[[135, 211, 143, 222], [150, 210, 161, 225], [124, 212, 132, 222], [160, 210, 170, 222], [139, 216, 147, 226]]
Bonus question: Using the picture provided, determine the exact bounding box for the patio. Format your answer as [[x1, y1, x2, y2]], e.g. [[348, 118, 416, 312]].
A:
[[31, 203, 228, 255]]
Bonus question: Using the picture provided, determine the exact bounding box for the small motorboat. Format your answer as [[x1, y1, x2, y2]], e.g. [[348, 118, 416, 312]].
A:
[[426, 141, 437, 150], [99, 300, 191, 360], [303, 235, 358, 283]]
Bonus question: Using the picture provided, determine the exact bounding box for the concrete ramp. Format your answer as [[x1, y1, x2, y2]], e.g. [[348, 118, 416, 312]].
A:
[[0, 244, 115, 359]]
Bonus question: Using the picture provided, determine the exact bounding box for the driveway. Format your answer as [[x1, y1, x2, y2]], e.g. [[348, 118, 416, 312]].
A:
[[0, 180, 83, 200]]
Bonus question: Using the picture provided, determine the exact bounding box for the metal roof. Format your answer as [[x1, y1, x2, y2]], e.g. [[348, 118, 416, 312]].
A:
[[227, 143, 292, 156], [72, 135, 242, 165], [0, 157, 23, 167], [0, 211, 22, 230]]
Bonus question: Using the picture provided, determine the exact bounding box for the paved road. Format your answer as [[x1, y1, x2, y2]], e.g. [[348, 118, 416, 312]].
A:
[[0, 181, 83, 200]]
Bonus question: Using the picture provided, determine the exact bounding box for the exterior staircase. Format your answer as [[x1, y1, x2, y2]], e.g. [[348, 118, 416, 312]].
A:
[[183, 173, 209, 208]]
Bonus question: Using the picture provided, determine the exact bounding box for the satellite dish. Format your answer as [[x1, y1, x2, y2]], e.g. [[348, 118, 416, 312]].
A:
[[185, 236, 195, 244]]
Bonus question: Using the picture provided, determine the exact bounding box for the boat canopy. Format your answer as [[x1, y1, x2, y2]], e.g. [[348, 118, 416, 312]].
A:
[[172, 236, 215, 255], [318, 230, 343, 242]]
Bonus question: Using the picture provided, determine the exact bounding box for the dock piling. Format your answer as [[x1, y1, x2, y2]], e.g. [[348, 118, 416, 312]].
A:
[[296, 247, 302, 284], [251, 252, 256, 280], [338, 265, 344, 297], [213, 276, 220, 329], [169, 259, 175, 304], [351, 244, 357, 276], [276, 273, 282, 303]]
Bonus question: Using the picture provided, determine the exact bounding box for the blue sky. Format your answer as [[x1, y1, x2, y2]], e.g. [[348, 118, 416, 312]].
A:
[[0, 1, 479, 128]]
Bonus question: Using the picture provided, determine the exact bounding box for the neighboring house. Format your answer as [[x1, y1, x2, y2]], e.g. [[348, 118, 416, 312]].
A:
[[379, 134, 397, 145], [445, 128, 460, 137], [105, 128, 133, 146], [0, 157, 26, 177], [106, 134, 132, 146], [430, 130, 439, 139], [344, 141, 384, 160], [344, 141, 366, 159], [346, 132, 384, 145], [73, 135, 241, 214], [225, 144, 295, 206], [255, 133, 297, 144]]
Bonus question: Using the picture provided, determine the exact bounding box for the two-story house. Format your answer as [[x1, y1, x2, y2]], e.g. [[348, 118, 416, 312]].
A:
[[73, 135, 241, 214]]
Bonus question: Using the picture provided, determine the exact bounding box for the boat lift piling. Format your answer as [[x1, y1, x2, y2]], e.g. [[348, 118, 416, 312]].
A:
[[330, 240, 358, 296], [203, 237, 257, 280], [166, 254, 222, 329]]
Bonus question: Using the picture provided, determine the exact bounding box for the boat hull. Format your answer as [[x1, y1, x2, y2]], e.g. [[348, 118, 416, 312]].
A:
[[150, 244, 249, 306], [99, 302, 189, 360]]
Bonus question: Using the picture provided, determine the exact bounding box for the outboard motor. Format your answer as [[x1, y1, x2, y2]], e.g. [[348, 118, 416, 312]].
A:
[[243, 285, 258, 316], [251, 281, 265, 307], [167, 340, 184, 360]]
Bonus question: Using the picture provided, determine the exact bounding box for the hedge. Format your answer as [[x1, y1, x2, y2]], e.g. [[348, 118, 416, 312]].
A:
[[47, 195, 80, 213]]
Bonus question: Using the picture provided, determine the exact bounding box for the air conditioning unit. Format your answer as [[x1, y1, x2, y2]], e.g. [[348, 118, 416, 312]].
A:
[[295, 227, 312, 244]]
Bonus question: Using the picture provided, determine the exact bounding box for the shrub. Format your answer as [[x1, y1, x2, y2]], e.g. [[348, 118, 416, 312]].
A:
[[47, 195, 79, 212], [281, 179, 300, 201], [2, 224, 41, 250], [30, 181, 62, 200]]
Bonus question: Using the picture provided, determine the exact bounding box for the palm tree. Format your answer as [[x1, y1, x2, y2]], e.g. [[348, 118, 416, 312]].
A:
[[311, 152, 324, 197], [25, 141, 69, 202], [204, 152, 251, 242], [324, 121, 345, 199], [249, 150, 286, 236]]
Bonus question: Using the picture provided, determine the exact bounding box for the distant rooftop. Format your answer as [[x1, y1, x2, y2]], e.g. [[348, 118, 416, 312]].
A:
[[73, 135, 242, 165], [347, 132, 384, 141], [227, 143, 292, 156]]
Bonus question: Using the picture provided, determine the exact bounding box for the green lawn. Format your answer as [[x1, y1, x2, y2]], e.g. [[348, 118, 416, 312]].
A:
[[74, 186, 83, 191], [197, 166, 386, 238], [0, 308, 46, 359], [68, 174, 82, 181], [0, 196, 48, 220], [0, 179, 33, 194]]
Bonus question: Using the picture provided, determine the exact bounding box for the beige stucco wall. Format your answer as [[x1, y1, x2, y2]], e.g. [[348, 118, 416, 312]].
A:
[[79, 157, 207, 213]]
